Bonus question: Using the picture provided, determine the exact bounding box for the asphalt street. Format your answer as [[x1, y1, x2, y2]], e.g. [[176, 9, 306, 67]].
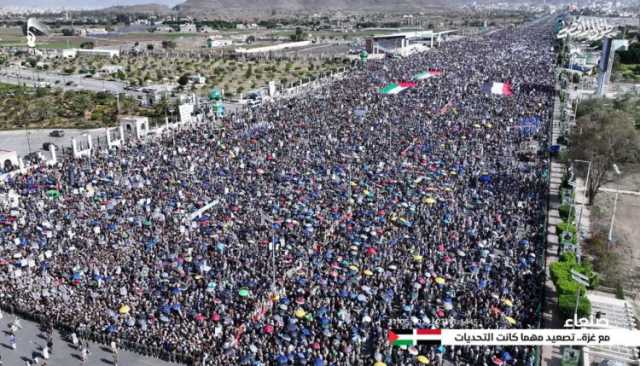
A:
[[0, 312, 180, 366], [0, 128, 105, 159], [0, 67, 141, 97]]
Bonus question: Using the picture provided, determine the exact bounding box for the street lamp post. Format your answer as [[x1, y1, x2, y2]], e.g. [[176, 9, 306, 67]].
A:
[[574, 159, 591, 204], [573, 159, 591, 264], [608, 164, 622, 244]]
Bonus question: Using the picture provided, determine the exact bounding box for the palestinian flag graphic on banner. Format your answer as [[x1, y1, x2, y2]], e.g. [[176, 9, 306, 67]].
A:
[[379, 82, 417, 95], [388, 329, 442, 347], [413, 68, 443, 80]]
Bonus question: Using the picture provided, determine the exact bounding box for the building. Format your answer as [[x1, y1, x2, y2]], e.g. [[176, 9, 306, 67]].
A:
[[365, 31, 456, 57], [596, 38, 630, 96], [100, 65, 124, 75], [207, 37, 232, 48], [61, 48, 120, 59], [141, 83, 177, 105], [190, 74, 206, 84], [155, 25, 174, 33], [234, 41, 312, 54], [119, 116, 150, 139], [180, 23, 197, 33], [82, 28, 108, 36]]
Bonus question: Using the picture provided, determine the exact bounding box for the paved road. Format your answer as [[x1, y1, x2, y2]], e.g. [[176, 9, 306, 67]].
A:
[[0, 312, 180, 366], [0, 67, 140, 97], [0, 128, 104, 159]]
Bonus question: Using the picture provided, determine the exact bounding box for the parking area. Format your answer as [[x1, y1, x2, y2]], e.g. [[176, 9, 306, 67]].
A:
[[586, 292, 639, 365]]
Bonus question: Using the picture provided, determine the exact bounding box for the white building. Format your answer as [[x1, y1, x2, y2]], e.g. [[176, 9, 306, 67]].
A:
[[180, 23, 197, 33], [0, 149, 19, 171], [82, 27, 108, 36], [234, 41, 312, 54], [119, 116, 150, 139], [155, 25, 174, 33], [207, 38, 232, 48], [142, 83, 178, 105], [190, 74, 206, 84], [61, 48, 120, 59], [100, 65, 124, 75]]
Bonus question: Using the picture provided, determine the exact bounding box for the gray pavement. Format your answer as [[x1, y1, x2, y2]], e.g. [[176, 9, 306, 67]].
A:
[[585, 292, 639, 365], [0, 312, 179, 366], [0, 67, 141, 97], [0, 128, 104, 159], [540, 93, 565, 366]]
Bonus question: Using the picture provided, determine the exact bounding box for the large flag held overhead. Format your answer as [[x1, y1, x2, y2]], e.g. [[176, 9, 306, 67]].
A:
[[482, 81, 513, 96], [379, 82, 417, 95], [413, 68, 443, 80], [388, 329, 442, 347]]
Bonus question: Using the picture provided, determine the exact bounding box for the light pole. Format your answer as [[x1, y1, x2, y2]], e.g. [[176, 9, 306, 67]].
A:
[[574, 159, 591, 205], [260, 210, 277, 293], [608, 163, 622, 244], [574, 159, 591, 264]]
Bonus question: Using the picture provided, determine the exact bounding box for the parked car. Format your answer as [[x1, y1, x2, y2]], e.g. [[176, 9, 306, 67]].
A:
[[49, 130, 64, 137], [24, 152, 42, 164], [42, 142, 56, 151], [600, 360, 625, 366]]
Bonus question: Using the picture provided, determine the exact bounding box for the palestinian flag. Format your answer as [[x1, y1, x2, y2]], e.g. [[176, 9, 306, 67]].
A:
[[388, 329, 442, 347], [482, 82, 513, 96], [379, 82, 416, 95], [413, 68, 443, 80]]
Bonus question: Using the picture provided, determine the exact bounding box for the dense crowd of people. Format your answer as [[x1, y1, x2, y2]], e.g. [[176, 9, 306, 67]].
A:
[[1, 16, 555, 366]]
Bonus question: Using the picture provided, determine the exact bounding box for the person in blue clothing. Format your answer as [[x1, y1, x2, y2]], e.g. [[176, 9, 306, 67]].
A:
[[0, 16, 554, 366]]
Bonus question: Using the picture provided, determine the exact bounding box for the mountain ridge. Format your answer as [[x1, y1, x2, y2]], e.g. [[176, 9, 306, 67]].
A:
[[174, 0, 452, 16]]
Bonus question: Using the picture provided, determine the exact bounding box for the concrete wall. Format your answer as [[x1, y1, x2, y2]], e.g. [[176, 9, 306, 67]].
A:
[[235, 41, 312, 54]]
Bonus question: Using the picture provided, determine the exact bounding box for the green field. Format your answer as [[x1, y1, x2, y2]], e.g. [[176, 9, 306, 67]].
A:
[[48, 54, 349, 98], [0, 82, 155, 130], [615, 63, 640, 82]]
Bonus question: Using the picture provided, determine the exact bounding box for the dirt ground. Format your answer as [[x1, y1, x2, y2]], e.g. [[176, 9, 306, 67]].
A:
[[590, 165, 640, 315]]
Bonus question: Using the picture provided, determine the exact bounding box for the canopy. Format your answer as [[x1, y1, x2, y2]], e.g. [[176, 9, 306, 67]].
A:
[[209, 88, 222, 101], [239, 289, 250, 297], [504, 316, 516, 325], [294, 308, 306, 318], [47, 190, 60, 198], [417, 355, 430, 364], [119, 305, 130, 314]]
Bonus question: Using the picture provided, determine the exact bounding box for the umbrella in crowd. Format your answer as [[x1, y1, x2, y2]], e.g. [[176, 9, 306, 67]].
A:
[[0, 17, 554, 366]]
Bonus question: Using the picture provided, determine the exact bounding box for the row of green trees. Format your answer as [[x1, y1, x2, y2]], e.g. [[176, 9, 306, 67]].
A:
[[617, 42, 640, 64], [550, 253, 596, 318], [567, 97, 640, 205]]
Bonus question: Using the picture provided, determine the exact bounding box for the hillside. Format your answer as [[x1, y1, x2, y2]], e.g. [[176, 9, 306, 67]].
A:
[[103, 3, 173, 14], [174, 0, 450, 16]]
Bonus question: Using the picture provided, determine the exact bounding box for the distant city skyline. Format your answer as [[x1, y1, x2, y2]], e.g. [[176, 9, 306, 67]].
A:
[[0, 0, 182, 10]]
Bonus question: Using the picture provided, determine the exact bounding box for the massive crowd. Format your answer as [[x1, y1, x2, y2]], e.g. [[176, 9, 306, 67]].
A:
[[1, 17, 555, 366]]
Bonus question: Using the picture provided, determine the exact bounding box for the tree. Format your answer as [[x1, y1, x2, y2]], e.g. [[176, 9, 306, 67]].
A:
[[147, 44, 154, 51], [616, 43, 640, 64], [568, 108, 640, 205], [80, 41, 95, 49], [290, 27, 306, 42], [177, 73, 191, 86], [161, 40, 176, 49]]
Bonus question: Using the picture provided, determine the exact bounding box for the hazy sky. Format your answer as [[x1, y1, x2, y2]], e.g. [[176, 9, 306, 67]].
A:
[[0, 0, 183, 9]]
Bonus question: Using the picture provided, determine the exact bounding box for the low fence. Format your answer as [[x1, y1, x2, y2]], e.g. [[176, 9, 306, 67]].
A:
[[0, 302, 194, 364]]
